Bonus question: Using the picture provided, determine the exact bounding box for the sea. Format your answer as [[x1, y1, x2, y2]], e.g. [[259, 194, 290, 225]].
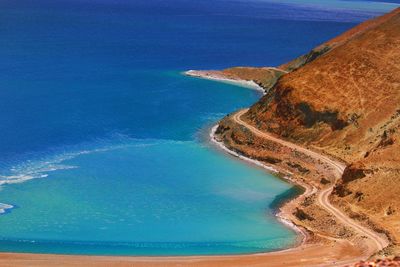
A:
[[0, 0, 398, 256]]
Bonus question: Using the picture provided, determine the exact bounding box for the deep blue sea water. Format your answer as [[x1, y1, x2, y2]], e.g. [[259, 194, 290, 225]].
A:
[[0, 0, 398, 256]]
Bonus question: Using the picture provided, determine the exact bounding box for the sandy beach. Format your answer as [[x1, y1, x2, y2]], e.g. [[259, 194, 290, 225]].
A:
[[0, 242, 363, 267]]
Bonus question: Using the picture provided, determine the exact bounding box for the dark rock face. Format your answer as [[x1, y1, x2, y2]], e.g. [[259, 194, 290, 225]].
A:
[[215, 124, 230, 135], [246, 82, 349, 142], [354, 191, 364, 202], [253, 156, 282, 164], [341, 164, 366, 184], [333, 164, 367, 197], [294, 208, 314, 221], [282, 45, 332, 72], [296, 102, 348, 130], [320, 178, 331, 185], [286, 162, 310, 174], [378, 130, 395, 148], [333, 184, 352, 197]]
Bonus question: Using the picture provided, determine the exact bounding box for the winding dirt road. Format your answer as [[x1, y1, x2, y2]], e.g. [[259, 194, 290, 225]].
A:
[[232, 109, 389, 253]]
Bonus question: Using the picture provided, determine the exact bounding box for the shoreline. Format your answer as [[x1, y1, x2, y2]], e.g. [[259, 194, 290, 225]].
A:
[[188, 72, 389, 261], [184, 70, 266, 95], [209, 124, 308, 247]]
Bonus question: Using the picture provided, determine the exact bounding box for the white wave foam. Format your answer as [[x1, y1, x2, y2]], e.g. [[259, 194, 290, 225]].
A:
[[0, 153, 86, 187], [0, 164, 77, 186], [0, 203, 14, 214], [0, 136, 192, 215], [0, 137, 190, 188]]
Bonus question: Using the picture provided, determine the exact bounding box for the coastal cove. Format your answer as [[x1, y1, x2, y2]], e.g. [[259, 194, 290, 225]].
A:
[[0, 123, 300, 255], [0, 0, 398, 260]]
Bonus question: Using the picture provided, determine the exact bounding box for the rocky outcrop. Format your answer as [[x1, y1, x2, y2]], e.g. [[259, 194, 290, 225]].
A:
[[341, 164, 367, 184], [245, 82, 349, 141]]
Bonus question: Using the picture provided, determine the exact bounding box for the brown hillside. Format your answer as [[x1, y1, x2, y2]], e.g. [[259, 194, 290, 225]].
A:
[[189, 9, 400, 94], [243, 7, 400, 251], [279, 7, 400, 72]]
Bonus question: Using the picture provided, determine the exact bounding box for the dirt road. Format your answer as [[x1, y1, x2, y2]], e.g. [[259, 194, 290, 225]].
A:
[[232, 109, 388, 253]]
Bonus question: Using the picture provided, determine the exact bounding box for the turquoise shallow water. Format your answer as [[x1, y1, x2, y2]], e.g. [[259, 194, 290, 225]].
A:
[[0, 139, 300, 255], [0, 0, 397, 256]]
